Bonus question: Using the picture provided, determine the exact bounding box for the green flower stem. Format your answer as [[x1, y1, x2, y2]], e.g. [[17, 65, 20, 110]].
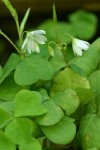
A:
[[48, 41, 58, 46], [63, 33, 73, 39], [0, 29, 20, 54]]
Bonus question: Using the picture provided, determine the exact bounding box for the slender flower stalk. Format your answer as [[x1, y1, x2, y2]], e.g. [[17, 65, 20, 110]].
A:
[[0, 29, 20, 53], [22, 30, 47, 54]]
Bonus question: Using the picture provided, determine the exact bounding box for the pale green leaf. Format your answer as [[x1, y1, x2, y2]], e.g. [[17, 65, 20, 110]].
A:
[[50, 67, 90, 96], [78, 114, 100, 149], [0, 53, 21, 83], [0, 73, 22, 101], [36, 100, 64, 126], [5, 118, 33, 145], [14, 89, 47, 117], [0, 108, 12, 129], [41, 116, 76, 144], [51, 89, 79, 115], [14, 56, 53, 86], [0, 130, 15, 150], [19, 138, 42, 150]]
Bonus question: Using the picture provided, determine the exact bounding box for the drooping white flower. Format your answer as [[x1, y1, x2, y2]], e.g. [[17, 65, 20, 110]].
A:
[[72, 38, 90, 56], [22, 30, 47, 54]]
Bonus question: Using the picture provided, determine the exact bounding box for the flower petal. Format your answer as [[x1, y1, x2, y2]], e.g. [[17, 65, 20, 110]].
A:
[[72, 43, 83, 56], [27, 38, 34, 54], [32, 34, 47, 44], [31, 30, 46, 35], [33, 42, 40, 53], [22, 38, 27, 50]]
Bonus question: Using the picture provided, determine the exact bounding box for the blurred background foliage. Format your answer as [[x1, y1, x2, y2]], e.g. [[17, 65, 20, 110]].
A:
[[0, 0, 100, 65]]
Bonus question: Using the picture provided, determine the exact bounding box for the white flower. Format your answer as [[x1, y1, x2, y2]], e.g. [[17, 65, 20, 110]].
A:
[[72, 38, 90, 56], [22, 30, 47, 54]]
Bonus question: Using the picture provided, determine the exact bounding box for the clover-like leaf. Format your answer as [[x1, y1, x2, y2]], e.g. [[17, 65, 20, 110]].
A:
[[5, 118, 33, 145], [78, 114, 100, 149], [51, 89, 79, 116], [14, 89, 47, 117], [50, 67, 90, 96], [14, 56, 53, 86], [0, 130, 15, 150], [19, 138, 42, 150], [89, 71, 100, 96], [36, 100, 64, 126], [41, 116, 76, 144], [0, 53, 21, 83], [0, 73, 22, 101], [0, 108, 12, 129]]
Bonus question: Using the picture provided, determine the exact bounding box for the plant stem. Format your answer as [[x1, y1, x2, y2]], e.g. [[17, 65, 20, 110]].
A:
[[0, 29, 21, 54]]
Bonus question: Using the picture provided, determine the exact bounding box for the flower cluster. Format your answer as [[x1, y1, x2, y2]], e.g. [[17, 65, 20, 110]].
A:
[[22, 30, 90, 56], [22, 30, 47, 54]]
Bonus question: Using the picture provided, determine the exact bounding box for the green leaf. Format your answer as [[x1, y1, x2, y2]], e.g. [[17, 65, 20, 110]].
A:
[[78, 114, 100, 149], [14, 89, 47, 117], [32, 121, 42, 138], [0, 53, 21, 83], [5, 118, 33, 145], [41, 116, 76, 144], [51, 89, 79, 116], [75, 88, 94, 105], [20, 8, 30, 34], [0, 108, 12, 129], [69, 38, 100, 77], [14, 56, 53, 86], [0, 101, 14, 114], [19, 138, 42, 150], [0, 73, 22, 101], [0, 130, 15, 150], [2, 0, 18, 23], [38, 88, 50, 102], [89, 71, 100, 96], [50, 67, 90, 96], [69, 10, 97, 40], [36, 100, 64, 126]]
